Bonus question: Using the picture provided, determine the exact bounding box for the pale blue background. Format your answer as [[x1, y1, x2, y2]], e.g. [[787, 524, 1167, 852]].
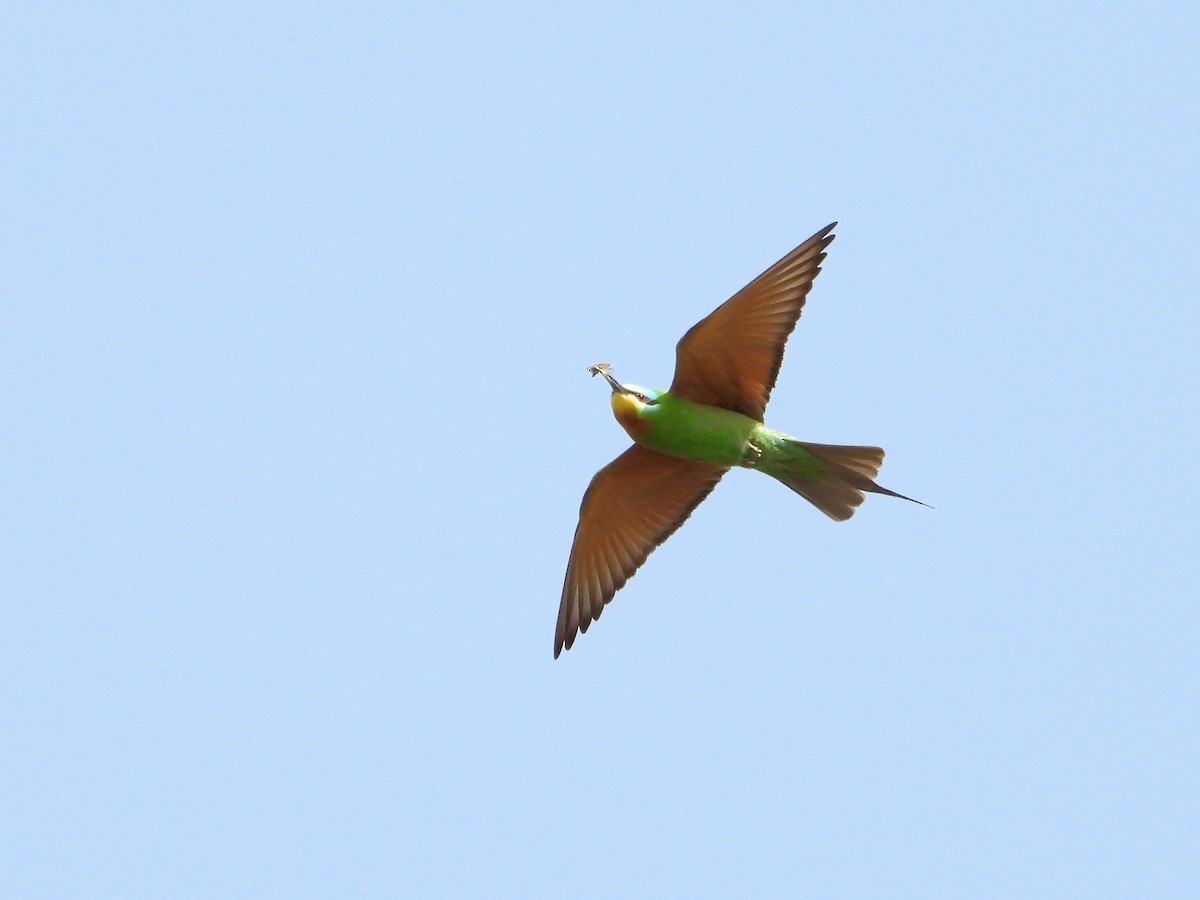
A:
[[4, 2, 1198, 896]]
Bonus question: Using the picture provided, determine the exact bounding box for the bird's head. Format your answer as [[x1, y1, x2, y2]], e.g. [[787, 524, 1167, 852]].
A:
[[588, 363, 660, 438]]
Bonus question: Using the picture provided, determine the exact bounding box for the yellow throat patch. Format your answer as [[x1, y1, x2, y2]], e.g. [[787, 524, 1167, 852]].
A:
[[610, 392, 649, 438]]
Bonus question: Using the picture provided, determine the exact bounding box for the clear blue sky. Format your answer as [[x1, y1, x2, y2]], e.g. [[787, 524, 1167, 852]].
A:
[[4, 2, 1198, 896]]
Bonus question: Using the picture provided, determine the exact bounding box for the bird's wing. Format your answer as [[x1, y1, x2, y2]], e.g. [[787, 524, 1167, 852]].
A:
[[670, 222, 836, 420], [555, 444, 726, 657]]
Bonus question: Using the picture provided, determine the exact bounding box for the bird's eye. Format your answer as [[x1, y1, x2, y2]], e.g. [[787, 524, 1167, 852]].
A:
[[634, 392, 649, 403]]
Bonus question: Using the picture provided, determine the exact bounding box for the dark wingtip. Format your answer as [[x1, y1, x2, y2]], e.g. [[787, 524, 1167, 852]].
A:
[[554, 628, 574, 659]]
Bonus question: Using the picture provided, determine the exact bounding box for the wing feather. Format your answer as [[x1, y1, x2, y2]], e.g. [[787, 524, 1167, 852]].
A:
[[670, 223, 836, 420], [554, 445, 726, 657]]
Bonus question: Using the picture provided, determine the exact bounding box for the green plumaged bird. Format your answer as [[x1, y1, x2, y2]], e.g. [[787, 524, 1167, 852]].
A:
[[554, 222, 926, 658]]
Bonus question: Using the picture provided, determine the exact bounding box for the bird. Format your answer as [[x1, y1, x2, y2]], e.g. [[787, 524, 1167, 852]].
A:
[[554, 222, 925, 658]]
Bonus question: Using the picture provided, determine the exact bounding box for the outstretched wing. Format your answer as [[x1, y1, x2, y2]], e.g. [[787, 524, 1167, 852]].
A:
[[555, 444, 726, 657], [670, 222, 836, 421]]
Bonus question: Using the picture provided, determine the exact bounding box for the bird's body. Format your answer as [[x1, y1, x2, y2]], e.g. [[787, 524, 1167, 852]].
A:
[[555, 223, 923, 657], [611, 389, 755, 466], [609, 386, 850, 484]]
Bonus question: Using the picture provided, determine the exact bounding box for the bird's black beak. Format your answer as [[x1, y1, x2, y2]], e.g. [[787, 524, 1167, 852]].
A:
[[587, 363, 632, 395]]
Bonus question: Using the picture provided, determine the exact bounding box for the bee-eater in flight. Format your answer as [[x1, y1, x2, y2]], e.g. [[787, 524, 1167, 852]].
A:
[[554, 222, 925, 658]]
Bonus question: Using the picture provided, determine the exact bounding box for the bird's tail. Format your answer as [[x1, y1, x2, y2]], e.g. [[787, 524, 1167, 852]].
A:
[[765, 440, 926, 521]]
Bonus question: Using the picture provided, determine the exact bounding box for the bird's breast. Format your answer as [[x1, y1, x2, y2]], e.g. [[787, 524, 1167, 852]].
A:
[[623, 394, 757, 466]]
